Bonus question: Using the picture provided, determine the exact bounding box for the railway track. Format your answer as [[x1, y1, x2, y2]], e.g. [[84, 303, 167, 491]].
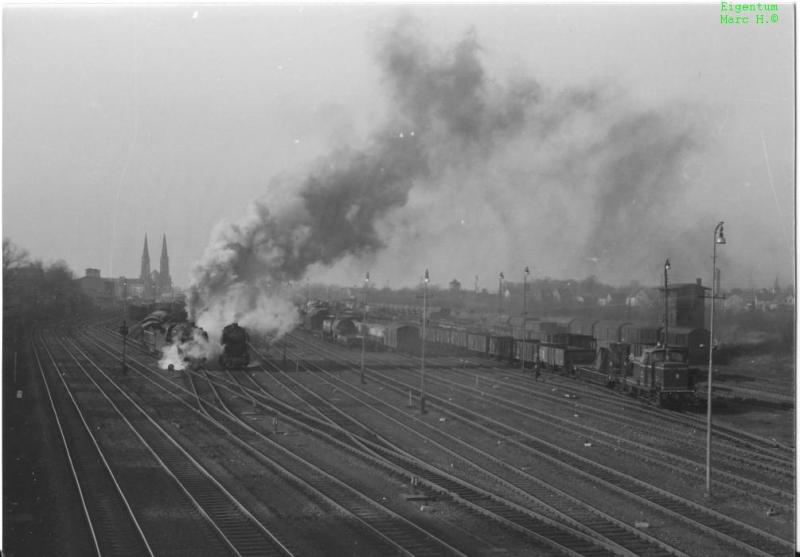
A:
[[286, 331, 795, 557], [231, 346, 693, 557], [89, 320, 795, 556], [311, 334, 794, 501], [80, 327, 478, 557], [32, 333, 154, 557], [452, 351, 794, 458], [90, 323, 666, 556], [43, 329, 297, 557]]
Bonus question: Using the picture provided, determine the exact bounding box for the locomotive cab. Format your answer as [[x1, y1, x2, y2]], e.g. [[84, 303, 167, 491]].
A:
[[631, 346, 694, 406]]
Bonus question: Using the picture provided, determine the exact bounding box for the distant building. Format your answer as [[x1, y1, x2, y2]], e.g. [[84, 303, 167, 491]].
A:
[[626, 288, 655, 308], [77, 268, 117, 304], [659, 278, 709, 329]]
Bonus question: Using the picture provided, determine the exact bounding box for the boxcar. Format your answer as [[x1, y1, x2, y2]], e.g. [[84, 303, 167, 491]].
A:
[[513, 338, 540, 367], [621, 323, 662, 357], [526, 321, 565, 342], [449, 326, 469, 350], [386, 323, 421, 355], [539, 343, 596, 371], [428, 324, 452, 346], [593, 320, 632, 349], [466, 331, 489, 354], [550, 333, 596, 350], [488, 335, 514, 360]]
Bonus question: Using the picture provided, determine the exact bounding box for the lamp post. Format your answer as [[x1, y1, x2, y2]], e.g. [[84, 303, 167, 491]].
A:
[[706, 221, 726, 497], [122, 278, 128, 319], [521, 266, 530, 370], [664, 259, 671, 355], [420, 269, 429, 414], [119, 320, 129, 375], [360, 272, 369, 385]]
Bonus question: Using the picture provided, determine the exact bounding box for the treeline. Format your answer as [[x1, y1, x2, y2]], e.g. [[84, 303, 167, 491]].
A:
[[3, 239, 95, 343]]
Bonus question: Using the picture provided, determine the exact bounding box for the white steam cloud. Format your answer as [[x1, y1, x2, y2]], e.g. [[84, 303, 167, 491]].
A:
[[158, 329, 218, 371]]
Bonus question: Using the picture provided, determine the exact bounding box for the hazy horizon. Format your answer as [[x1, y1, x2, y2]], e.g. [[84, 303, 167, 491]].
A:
[[4, 4, 795, 295]]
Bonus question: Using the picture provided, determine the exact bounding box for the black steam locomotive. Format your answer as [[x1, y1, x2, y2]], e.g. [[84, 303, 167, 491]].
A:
[[219, 322, 250, 370]]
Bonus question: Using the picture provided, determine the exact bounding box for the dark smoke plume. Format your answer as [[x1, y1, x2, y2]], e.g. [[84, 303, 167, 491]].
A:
[[189, 16, 699, 338], [188, 17, 539, 337]]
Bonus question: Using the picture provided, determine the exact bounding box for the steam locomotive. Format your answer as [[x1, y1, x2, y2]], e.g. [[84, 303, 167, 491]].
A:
[[219, 322, 250, 370], [132, 311, 250, 371]]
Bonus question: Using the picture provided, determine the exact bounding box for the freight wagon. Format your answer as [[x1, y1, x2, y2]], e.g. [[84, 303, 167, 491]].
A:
[[466, 331, 489, 354], [539, 343, 597, 372], [513, 338, 540, 368], [386, 323, 421, 355], [487, 335, 514, 360]]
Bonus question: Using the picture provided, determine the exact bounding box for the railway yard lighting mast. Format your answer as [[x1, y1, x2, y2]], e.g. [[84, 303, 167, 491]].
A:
[[119, 320, 129, 375], [521, 266, 530, 371], [420, 269, 429, 414], [706, 221, 726, 497], [664, 259, 671, 356], [360, 272, 369, 385]]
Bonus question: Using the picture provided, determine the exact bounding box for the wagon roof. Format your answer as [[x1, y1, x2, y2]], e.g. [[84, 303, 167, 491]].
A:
[[385, 321, 420, 333], [621, 322, 662, 331], [667, 326, 709, 334], [568, 317, 599, 327], [594, 319, 633, 329]]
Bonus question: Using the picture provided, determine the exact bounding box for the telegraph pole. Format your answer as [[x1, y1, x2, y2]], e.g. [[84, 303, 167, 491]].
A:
[[521, 266, 530, 370], [360, 272, 369, 385], [420, 269, 429, 414]]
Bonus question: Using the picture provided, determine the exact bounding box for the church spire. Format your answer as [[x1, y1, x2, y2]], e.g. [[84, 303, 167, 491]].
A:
[[140, 234, 150, 282], [140, 234, 153, 298], [159, 234, 172, 294]]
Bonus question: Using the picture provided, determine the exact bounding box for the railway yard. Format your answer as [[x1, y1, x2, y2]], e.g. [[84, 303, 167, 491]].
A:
[[4, 315, 795, 557]]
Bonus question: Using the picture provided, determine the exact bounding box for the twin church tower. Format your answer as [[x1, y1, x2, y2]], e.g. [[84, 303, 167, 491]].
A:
[[139, 234, 172, 299]]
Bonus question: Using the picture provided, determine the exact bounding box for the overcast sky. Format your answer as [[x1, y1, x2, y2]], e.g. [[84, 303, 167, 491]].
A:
[[3, 3, 795, 291]]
